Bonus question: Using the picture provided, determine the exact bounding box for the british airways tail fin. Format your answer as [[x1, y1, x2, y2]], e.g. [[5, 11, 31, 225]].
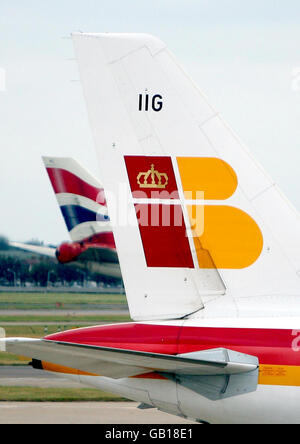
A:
[[72, 33, 300, 321], [43, 157, 111, 243]]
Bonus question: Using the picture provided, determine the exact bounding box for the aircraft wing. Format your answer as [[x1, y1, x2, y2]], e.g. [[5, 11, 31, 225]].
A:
[[10, 242, 56, 259], [1, 337, 258, 378]]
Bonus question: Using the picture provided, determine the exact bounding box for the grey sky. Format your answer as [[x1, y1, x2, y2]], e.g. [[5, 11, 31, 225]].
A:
[[1, 0, 300, 244]]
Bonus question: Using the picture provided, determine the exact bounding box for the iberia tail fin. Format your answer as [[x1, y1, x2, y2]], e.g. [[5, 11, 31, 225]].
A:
[[72, 33, 300, 321]]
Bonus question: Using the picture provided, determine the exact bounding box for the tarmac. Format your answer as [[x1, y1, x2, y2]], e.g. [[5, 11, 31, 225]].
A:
[[0, 402, 196, 424]]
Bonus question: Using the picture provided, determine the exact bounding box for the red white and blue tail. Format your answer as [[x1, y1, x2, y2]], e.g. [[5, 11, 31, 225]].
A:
[[43, 157, 111, 243]]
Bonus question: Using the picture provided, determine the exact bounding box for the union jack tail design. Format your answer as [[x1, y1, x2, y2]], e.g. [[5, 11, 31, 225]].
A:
[[43, 157, 111, 243]]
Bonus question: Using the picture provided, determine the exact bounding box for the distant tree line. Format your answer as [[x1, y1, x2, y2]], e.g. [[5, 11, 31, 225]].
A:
[[0, 236, 121, 288]]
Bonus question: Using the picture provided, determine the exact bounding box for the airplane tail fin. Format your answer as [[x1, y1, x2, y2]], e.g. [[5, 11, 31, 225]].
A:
[[43, 157, 111, 243], [72, 33, 300, 321]]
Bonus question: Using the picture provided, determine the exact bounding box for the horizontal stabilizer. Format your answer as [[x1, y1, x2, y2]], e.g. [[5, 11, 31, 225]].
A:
[[1, 338, 258, 381]]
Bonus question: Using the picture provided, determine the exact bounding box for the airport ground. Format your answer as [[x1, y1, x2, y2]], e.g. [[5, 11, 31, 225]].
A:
[[0, 402, 195, 424]]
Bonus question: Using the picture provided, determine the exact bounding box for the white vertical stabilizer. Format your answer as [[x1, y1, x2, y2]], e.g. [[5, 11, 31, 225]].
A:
[[72, 33, 300, 321]]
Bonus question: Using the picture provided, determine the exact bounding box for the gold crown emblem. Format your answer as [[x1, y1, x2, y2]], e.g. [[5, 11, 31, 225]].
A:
[[137, 164, 169, 189]]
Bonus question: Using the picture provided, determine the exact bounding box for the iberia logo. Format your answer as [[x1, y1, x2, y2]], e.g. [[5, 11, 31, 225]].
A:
[[124, 156, 263, 270]]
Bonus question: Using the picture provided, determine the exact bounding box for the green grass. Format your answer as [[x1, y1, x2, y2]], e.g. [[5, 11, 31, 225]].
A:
[[0, 292, 127, 310], [0, 353, 30, 365], [0, 386, 129, 402], [0, 314, 130, 323], [1, 325, 81, 338]]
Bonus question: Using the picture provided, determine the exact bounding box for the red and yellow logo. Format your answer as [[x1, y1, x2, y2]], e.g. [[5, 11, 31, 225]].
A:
[[124, 156, 263, 270]]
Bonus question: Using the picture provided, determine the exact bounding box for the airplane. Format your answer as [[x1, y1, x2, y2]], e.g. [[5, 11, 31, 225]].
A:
[[2, 33, 300, 424], [10, 157, 121, 280]]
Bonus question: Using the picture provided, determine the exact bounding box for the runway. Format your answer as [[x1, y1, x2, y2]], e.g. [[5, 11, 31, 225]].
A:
[[0, 402, 196, 424]]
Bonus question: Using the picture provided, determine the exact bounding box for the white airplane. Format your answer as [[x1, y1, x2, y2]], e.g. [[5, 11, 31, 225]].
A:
[[2, 33, 300, 424]]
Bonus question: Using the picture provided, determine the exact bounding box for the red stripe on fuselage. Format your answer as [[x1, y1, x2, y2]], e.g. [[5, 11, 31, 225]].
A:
[[178, 326, 300, 366], [45, 323, 300, 367], [46, 168, 106, 205], [46, 324, 181, 355]]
